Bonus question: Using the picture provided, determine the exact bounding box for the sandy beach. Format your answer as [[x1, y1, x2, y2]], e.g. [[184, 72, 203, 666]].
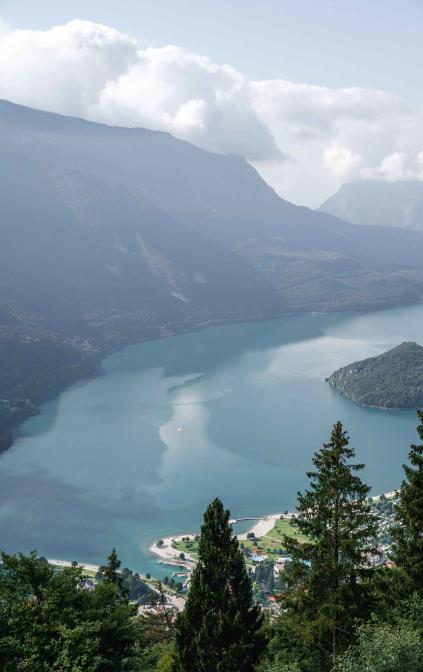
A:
[[149, 514, 290, 563], [149, 535, 196, 565], [48, 558, 100, 573], [236, 513, 285, 541]]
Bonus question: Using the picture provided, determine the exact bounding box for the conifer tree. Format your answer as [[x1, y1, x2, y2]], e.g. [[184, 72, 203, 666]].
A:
[[0, 550, 139, 671], [104, 547, 121, 586], [282, 422, 377, 672], [392, 411, 423, 595], [173, 498, 264, 672]]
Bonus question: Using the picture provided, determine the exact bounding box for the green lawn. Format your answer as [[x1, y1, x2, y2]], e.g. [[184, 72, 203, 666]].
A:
[[268, 518, 309, 544], [171, 518, 309, 562], [239, 518, 308, 559], [172, 538, 199, 559]]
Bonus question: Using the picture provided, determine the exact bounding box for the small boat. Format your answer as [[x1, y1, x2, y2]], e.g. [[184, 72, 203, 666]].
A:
[[177, 426, 184, 433]]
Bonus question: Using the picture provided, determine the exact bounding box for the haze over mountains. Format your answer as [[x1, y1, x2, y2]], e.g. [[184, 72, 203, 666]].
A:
[[320, 180, 423, 231], [2, 99, 423, 446]]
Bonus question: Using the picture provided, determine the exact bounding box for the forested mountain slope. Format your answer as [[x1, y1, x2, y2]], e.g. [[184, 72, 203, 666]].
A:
[[2, 99, 423, 445], [328, 341, 423, 409]]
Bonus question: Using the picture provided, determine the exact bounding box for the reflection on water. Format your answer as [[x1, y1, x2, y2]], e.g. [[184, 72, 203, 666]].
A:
[[1, 305, 422, 575]]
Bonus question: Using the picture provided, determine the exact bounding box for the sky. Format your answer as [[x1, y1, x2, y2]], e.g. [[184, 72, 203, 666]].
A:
[[0, 0, 422, 206]]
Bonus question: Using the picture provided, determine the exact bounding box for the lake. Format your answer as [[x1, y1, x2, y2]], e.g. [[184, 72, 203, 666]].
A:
[[1, 304, 422, 577]]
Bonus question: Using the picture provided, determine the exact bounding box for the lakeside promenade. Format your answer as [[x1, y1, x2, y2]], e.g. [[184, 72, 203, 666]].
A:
[[148, 512, 288, 566], [149, 490, 397, 568]]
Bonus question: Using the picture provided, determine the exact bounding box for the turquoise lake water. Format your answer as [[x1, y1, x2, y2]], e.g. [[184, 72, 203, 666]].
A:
[[1, 304, 423, 577]]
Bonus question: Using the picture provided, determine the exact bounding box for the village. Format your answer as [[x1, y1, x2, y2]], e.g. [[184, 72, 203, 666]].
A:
[[148, 492, 398, 611], [23, 493, 398, 623]]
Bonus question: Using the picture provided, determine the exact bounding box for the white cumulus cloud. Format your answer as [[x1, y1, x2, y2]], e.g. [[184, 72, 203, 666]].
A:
[[1, 18, 423, 206], [322, 145, 363, 180], [87, 45, 278, 161]]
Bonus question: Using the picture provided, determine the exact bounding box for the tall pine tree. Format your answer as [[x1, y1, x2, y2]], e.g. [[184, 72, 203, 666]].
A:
[[173, 498, 264, 672], [392, 411, 423, 595], [104, 547, 121, 585], [281, 422, 377, 672]]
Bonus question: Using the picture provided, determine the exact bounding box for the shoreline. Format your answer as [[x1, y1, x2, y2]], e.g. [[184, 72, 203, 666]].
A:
[[236, 513, 286, 541], [327, 381, 422, 411], [47, 558, 187, 611], [45, 491, 397, 580], [3, 361, 103, 456], [2, 311, 283, 456], [48, 558, 100, 574], [149, 535, 197, 568], [2, 300, 417, 457], [149, 492, 397, 571], [148, 513, 293, 569]]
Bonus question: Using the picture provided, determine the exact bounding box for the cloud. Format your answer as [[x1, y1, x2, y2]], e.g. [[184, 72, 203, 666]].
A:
[[0, 20, 139, 117], [251, 79, 423, 203], [366, 151, 423, 182], [0, 18, 423, 205], [88, 45, 279, 161], [322, 145, 363, 180]]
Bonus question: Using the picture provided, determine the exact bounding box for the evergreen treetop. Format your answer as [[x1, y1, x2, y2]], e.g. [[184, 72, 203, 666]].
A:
[[104, 547, 121, 586], [282, 422, 377, 671], [173, 497, 264, 672], [392, 411, 423, 595], [0, 550, 139, 671]]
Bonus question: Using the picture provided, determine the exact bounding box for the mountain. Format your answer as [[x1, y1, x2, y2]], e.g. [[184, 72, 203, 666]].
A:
[[319, 180, 423, 231], [3, 99, 423, 445], [0, 101, 279, 337], [328, 342, 423, 409]]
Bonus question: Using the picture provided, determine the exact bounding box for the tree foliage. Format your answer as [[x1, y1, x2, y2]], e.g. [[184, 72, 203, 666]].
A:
[[334, 619, 423, 672], [2, 417, 423, 671], [103, 547, 122, 586], [173, 497, 265, 672], [392, 411, 423, 595], [0, 550, 140, 671], [280, 422, 377, 671]]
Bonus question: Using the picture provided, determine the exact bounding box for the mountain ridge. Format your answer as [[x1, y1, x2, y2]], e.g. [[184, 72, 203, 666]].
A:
[[2, 99, 423, 447], [319, 179, 423, 231]]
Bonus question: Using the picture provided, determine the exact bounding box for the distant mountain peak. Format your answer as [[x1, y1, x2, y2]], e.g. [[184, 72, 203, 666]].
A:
[[319, 179, 423, 230]]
